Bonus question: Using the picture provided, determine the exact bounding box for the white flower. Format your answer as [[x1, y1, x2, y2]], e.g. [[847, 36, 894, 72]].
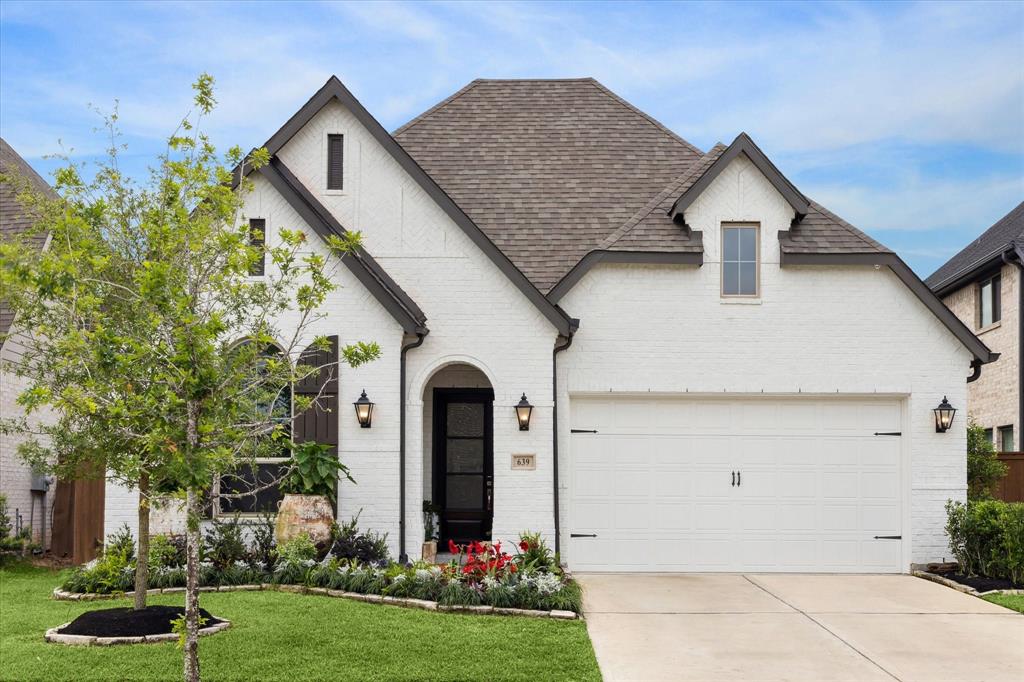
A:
[[84, 559, 99, 570], [392, 573, 407, 583], [199, 560, 214, 569], [300, 559, 316, 568], [234, 560, 249, 569], [533, 572, 563, 595], [414, 568, 433, 581], [482, 576, 499, 590]]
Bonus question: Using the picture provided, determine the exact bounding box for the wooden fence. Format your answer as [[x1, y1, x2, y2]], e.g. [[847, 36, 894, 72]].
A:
[[995, 452, 1024, 503]]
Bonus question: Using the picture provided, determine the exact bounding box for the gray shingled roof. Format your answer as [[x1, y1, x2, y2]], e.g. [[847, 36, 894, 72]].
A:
[[1, 138, 54, 344], [394, 78, 705, 292], [395, 79, 891, 292], [925, 200, 1024, 293]]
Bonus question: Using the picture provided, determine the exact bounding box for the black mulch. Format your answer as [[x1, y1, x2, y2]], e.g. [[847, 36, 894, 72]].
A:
[[59, 606, 223, 637], [932, 572, 1023, 592]]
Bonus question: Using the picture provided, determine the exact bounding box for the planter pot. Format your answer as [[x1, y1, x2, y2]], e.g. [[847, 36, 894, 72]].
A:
[[275, 494, 334, 546], [421, 540, 437, 564]]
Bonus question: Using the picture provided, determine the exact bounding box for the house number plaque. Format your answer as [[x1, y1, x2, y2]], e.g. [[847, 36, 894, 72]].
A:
[[511, 454, 536, 470]]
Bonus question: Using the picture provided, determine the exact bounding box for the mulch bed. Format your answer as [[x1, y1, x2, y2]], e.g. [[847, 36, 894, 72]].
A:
[[59, 606, 223, 638], [931, 571, 1023, 592]]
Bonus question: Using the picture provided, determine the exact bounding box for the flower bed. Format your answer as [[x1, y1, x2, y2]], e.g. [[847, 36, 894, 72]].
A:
[[58, 521, 582, 615]]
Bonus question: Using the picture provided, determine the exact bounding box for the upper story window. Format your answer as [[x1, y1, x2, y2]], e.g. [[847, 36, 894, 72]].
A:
[[248, 218, 266, 276], [327, 134, 344, 190], [722, 224, 759, 297], [978, 274, 1001, 328]]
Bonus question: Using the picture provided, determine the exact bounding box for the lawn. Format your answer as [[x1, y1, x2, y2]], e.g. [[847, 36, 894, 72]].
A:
[[0, 563, 600, 681], [982, 592, 1024, 614]]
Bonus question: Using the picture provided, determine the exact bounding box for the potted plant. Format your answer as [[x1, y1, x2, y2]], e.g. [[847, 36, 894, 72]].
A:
[[275, 442, 354, 546], [422, 500, 441, 563]]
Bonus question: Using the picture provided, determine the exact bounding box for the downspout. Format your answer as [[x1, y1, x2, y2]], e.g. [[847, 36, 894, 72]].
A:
[[1003, 245, 1024, 449], [552, 329, 576, 557], [399, 331, 427, 564]]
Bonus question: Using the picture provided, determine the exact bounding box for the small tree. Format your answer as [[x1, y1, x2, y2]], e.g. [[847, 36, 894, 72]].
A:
[[967, 420, 1007, 500], [0, 75, 378, 682]]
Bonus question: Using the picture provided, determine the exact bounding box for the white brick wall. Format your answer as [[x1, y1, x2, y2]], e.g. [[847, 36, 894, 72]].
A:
[[1, 333, 53, 547], [557, 155, 972, 569]]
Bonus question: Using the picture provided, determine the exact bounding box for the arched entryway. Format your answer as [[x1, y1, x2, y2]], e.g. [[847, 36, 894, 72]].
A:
[[421, 363, 494, 545]]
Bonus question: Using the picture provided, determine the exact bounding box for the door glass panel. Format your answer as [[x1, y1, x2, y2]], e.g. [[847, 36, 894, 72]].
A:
[[447, 439, 484, 472], [446, 476, 483, 508], [447, 403, 484, 437]]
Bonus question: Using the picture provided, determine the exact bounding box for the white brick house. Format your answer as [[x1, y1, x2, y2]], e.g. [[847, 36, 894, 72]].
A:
[[96, 77, 993, 573]]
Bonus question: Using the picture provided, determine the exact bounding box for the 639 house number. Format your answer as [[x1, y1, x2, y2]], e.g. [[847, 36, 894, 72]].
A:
[[511, 454, 536, 470]]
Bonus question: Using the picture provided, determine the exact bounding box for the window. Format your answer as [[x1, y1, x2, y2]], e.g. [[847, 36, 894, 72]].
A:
[[219, 344, 291, 515], [248, 218, 266, 276], [998, 426, 1014, 452], [327, 134, 344, 190], [722, 224, 759, 297], [979, 274, 1001, 328], [984, 428, 994, 444]]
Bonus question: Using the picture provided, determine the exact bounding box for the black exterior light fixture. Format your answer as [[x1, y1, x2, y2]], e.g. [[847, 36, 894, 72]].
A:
[[515, 393, 534, 431], [354, 390, 374, 428], [933, 396, 956, 433]]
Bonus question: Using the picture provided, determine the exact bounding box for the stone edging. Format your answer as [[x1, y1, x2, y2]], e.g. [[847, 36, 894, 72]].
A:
[[45, 619, 231, 646], [913, 570, 1024, 597], [52, 584, 579, 620]]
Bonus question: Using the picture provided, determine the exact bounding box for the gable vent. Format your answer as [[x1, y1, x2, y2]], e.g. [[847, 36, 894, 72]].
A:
[[327, 134, 344, 190]]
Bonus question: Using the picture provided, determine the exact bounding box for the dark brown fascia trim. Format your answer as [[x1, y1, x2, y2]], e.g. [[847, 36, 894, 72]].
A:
[[260, 159, 428, 335], [246, 76, 574, 337], [669, 133, 810, 221], [547, 249, 704, 304], [928, 247, 1015, 298], [780, 249, 997, 365]]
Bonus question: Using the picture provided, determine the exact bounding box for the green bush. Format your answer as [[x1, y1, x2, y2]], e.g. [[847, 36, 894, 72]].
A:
[[0, 494, 12, 539], [277, 533, 317, 563], [946, 499, 1024, 584], [967, 421, 1008, 500], [203, 516, 247, 569], [280, 441, 354, 504]]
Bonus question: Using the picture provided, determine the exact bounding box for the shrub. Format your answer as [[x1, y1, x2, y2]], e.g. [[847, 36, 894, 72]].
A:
[[203, 516, 247, 569], [329, 513, 389, 565], [280, 441, 354, 504], [104, 523, 136, 563], [277, 532, 317, 563], [150, 534, 186, 570], [946, 499, 1024, 584], [967, 421, 1008, 500], [248, 514, 277, 569], [0, 494, 11, 539], [514, 531, 560, 574]]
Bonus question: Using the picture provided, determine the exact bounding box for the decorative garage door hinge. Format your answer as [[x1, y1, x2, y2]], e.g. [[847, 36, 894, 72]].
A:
[[873, 535, 902, 540], [570, 533, 598, 538], [873, 431, 902, 436], [571, 429, 598, 433]]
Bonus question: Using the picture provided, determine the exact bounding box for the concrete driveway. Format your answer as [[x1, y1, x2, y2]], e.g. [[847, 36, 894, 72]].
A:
[[578, 574, 1023, 682]]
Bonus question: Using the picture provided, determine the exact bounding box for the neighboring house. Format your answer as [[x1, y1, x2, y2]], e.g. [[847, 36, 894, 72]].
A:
[[0, 138, 53, 546], [96, 77, 993, 573], [927, 202, 1023, 453], [0, 138, 105, 562]]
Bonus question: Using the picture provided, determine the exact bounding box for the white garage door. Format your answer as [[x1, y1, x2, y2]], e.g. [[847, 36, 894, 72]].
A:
[[568, 396, 904, 573]]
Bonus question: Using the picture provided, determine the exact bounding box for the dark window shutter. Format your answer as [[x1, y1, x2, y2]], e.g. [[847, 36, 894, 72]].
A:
[[327, 135, 344, 190], [293, 336, 339, 453], [249, 218, 266, 276]]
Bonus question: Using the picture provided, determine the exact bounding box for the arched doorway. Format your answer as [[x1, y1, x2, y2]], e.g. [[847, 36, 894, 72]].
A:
[[421, 363, 494, 544]]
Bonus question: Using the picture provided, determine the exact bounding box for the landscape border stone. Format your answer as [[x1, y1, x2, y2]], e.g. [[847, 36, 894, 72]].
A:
[[45, 619, 231, 646], [913, 571, 1024, 597], [51, 584, 579, 620]]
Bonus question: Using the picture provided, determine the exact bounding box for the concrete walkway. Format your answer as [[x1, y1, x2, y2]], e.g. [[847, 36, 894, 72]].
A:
[[578, 573, 1023, 682]]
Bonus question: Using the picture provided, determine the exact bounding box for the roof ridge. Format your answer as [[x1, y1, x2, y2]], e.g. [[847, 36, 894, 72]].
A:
[[392, 79, 484, 137], [599, 145, 726, 250], [585, 79, 704, 158]]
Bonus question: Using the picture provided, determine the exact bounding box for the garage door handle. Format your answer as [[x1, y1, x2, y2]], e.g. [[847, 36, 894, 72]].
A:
[[873, 535, 902, 540], [570, 533, 598, 538], [737, 471, 741, 486], [731, 471, 735, 486]]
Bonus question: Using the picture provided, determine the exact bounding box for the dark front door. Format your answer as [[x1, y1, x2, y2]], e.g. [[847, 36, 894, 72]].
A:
[[433, 388, 493, 544]]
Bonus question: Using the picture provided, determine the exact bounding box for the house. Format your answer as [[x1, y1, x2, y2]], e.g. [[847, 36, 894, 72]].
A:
[[927, 202, 1023, 453], [97, 77, 993, 573]]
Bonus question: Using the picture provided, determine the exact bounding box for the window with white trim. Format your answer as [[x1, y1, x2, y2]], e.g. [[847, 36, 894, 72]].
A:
[[722, 224, 759, 297]]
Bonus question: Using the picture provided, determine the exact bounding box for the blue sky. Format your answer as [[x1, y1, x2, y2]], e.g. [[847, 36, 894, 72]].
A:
[[1, 1, 1022, 277]]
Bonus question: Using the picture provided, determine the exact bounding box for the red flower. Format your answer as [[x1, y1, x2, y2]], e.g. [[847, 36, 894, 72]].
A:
[[448, 539, 459, 554], [519, 540, 530, 552], [510, 564, 518, 573]]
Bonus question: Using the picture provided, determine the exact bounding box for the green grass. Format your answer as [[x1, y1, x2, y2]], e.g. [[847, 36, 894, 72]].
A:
[[0, 563, 600, 681], [982, 592, 1024, 613]]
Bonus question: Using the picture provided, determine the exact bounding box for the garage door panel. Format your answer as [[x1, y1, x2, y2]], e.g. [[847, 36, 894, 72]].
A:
[[569, 396, 904, 573]]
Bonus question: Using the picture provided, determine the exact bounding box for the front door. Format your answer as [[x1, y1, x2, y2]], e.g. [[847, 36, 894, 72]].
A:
[[433, 388, 494, 545]]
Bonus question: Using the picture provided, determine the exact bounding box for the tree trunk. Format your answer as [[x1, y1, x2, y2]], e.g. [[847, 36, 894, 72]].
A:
[[183, 486, 201, 682], [134, 472, 150, 611]]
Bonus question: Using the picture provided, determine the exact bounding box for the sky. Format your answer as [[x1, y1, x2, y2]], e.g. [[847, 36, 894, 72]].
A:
[[1, 0, 1022, 278]]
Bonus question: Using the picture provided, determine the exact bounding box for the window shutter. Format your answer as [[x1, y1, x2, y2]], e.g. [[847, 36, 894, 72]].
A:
[[293, 336, 339, 454], [327, 135, 344, 190]]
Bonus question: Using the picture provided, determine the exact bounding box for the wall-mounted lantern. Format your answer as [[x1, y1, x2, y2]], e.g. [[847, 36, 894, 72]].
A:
[[515, 393, 534, 431], [354, 390, 374, 428], [933, 396, 956, 433]]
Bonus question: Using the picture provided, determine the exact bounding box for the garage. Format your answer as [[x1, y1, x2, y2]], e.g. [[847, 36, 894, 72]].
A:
[[568, 396, 905, 573]]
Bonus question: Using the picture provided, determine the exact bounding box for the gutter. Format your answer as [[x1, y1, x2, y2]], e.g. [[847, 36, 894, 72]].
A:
[[398, 331, 427, 563], [551, 329, 577, 557], [1002, 245, 1024, 448]]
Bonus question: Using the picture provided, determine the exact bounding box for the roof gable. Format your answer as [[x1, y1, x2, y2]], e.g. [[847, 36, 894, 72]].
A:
[[669, 133, 809, 222], [252, 76, 574, 336]]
